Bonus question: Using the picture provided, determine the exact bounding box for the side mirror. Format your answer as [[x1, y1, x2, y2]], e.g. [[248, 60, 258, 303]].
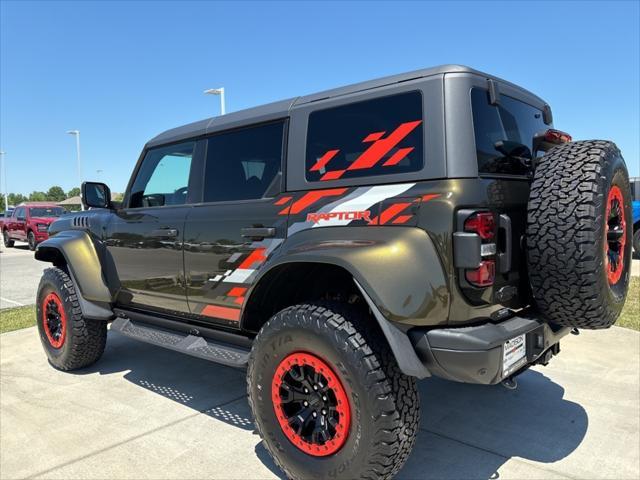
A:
[[82, 182, 112, 209], [494, 140, 532, 160]]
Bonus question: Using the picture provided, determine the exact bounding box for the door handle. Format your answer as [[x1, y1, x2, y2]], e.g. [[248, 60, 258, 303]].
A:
[[152, 228, 178, 238], [241, 227, 276, 241]]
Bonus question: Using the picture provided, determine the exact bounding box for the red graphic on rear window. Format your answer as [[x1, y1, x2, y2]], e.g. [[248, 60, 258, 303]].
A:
[[309, 120, 422, 181]]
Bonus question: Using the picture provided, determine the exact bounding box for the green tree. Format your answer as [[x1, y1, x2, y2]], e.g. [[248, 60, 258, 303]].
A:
[[7, 193, 27, 206], [0, 196, 5, 212], [67, 187, 81, 198], [46, 186, 66, 202], [29, 191, 47, 202]]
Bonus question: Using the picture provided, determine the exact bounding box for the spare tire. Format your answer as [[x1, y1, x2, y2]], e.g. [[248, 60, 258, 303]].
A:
[[527, 140, 632, 329]]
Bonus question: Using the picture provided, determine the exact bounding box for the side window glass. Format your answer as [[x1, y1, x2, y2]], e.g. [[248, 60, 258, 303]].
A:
[[203, 121, 284, 203], [16, 208, 25, 220], [305, 91, 423, 182], [471, 88, 547, 175], [129, 141, 195, 208]]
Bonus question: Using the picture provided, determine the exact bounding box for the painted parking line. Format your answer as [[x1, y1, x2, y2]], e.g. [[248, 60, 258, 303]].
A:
[[1, 297, 25, 307]]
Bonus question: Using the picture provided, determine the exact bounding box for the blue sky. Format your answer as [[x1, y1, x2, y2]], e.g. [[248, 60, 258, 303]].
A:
[[1, 0, 638, 195]]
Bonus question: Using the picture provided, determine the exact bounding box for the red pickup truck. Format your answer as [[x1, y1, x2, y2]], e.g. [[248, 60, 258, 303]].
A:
[[1, 203, 67, 250]]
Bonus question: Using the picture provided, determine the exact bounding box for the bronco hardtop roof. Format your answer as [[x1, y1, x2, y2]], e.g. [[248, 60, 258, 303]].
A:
[[147, 64, 546, 148]]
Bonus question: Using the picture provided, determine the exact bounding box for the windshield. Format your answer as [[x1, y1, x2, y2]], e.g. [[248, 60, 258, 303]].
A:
[[29, 207, 66, 217]]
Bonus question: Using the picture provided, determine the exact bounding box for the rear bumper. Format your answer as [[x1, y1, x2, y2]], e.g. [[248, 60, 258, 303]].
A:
[[409, 313, 571, 385]]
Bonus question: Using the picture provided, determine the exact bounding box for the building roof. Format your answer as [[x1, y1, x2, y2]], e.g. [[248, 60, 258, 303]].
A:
[[57, 196, 82, 205], [147, 64, 545, 148]]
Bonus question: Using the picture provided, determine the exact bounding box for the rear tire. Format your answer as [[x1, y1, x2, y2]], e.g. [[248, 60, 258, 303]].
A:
[[248, 302, 419, 480], [36, 267, 107, 370], [3, 229, 14, 248], [527, 140, 632, 329]]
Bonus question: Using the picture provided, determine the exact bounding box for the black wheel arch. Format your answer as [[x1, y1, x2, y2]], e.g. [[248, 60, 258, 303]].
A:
[[35, 230, 115, 320]]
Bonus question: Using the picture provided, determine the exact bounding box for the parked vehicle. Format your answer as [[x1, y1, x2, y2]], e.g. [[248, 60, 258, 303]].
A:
[[2, 203, 67, 250], [34, 65, 632, 480], [633, 200, 640, 255]]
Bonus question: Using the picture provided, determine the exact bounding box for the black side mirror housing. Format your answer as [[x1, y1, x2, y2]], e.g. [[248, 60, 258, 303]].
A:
[[82, 181, 112, 209]]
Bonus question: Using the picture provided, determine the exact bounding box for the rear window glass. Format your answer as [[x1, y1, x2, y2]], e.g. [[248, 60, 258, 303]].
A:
[[306, 91, 423, 182], [471, 88, 547, 176]]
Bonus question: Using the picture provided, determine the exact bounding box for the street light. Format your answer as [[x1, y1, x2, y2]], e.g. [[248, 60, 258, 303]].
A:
[[204, 87, 226, 115], [66, 130, 83, 210], [0, 151, 7, 211]]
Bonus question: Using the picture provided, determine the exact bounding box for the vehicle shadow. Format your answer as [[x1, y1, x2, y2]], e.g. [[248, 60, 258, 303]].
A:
[[73, 331, 587, 480]]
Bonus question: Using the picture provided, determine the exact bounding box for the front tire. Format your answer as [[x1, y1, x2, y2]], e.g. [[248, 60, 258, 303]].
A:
[[36, 267, 107, 370], [3, 229, 14, 248], [248, 302, 419, 480], [27, 231, 37, 251]]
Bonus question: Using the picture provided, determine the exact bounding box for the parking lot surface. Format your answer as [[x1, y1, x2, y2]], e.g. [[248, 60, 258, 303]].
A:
[[1, 325, 638, 480], [0, 244, 46, 309]]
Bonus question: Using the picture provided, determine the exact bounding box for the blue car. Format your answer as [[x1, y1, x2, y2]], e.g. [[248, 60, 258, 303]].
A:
[[633, 200, 640, 255]]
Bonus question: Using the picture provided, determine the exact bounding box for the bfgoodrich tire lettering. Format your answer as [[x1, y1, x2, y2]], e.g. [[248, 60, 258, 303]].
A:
[[527, 140, 632, 329], [36, 267, 107, 370], [247, 302, 419, 480]]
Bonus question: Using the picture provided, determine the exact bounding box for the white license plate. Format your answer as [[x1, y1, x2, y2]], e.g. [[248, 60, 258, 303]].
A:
[[503, 334, 527, 377]]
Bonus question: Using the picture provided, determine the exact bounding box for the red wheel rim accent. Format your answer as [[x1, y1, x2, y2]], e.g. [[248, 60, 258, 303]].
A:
[[605, 185, 626, 285], [42, 292, 66, 348], [272, 352, 350, 457]]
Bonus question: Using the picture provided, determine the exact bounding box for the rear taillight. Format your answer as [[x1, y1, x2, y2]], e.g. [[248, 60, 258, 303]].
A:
[[464, 212, 496, 240], [459, 211, 496, 287], [465, 260, 495, 287], [544, 129, 572, 144]]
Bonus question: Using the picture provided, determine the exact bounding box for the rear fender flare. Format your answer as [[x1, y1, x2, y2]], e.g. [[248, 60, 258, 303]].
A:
[[245, 226, 450, 378]]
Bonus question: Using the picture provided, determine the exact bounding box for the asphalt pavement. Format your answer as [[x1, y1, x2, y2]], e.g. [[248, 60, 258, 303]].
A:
[[0, 243, 47, 309], [1, 324, 638, 480]]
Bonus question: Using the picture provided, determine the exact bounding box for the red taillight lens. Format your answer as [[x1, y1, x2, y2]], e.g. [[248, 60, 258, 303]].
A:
[[464, 212, 496, 240], [544, 129, 572, 144], [465, 260, 495, 287]]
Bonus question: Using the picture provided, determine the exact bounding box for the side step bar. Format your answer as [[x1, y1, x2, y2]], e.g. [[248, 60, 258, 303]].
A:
[[111, 317, 250, 368]]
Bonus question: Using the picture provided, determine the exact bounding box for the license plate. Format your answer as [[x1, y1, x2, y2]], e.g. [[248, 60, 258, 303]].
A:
[[503, 334, 527, 377]]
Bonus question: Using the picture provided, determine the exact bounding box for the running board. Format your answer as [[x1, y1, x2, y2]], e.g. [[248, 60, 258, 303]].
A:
[[111, 317, 250, 368]]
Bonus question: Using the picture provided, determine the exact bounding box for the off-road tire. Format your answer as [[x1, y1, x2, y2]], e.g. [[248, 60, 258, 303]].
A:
[[27, 231, 37, 251], [36, 267, 107, 370], [247, 302, 419, 480], [527, 140, 632, 329], [3, 229, 14, 248]]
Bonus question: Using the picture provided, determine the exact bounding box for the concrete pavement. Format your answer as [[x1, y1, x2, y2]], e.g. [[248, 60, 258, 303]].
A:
[[1, 325, 638, 479]]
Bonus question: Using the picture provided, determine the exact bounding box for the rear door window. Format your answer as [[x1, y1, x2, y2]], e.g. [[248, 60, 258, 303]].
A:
[[305, 91, 423, 182], [471, 88, 547, 176]]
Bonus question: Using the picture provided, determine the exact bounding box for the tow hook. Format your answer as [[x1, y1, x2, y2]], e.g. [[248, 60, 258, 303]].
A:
[[501, 376, 518, 390], [571, 328, 580, 335]]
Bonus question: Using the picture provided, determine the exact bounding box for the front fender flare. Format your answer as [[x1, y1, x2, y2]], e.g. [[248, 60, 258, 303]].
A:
[[35, 230, 113, 319]]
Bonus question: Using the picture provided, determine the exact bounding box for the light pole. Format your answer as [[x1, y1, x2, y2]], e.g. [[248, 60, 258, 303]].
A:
[[0, 151, 7, 211], [66, 130, 83, 210], [204, 87, 226, 115]]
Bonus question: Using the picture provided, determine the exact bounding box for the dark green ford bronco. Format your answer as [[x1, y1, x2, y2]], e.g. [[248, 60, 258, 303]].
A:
[[34, 65, 632, 480]]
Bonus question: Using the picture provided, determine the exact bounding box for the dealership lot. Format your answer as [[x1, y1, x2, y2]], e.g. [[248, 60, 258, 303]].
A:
[[1, 324, 638, 480], [1, 241, 639, 479]]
